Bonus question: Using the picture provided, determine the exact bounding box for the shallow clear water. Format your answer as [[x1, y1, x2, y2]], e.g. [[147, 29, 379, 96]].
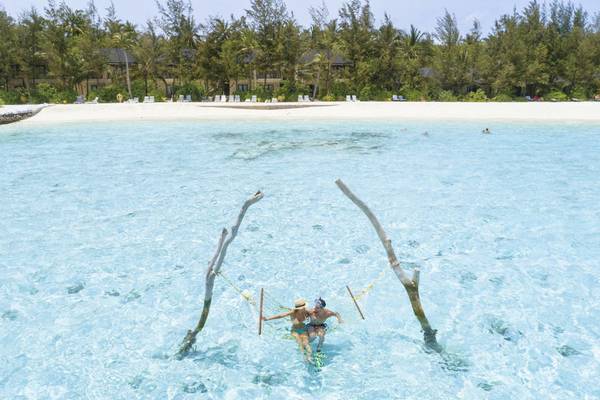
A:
[[1, 120, 600, 399]]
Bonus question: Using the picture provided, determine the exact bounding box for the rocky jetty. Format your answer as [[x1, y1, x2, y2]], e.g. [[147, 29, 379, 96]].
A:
[[0, 105, 47, 125]]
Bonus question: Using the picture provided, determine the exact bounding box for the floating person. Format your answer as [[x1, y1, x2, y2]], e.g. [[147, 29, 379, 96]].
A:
[[308, 298, 343, 352], [421, 131, 429, 137], [482, 128, 491, 134], [262, 298, 313, 363]]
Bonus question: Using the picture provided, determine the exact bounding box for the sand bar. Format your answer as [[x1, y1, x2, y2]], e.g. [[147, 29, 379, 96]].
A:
[[10, 101, 600, 125]]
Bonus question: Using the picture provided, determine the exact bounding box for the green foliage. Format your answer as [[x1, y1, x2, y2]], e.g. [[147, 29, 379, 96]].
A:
[[357, 85, 391, 101], [1, 0, 600, 103], [173, 82, 204, 101], [29, 83, 77, 104], [322, 95, 336, 101], [437, 90, 458, 102], [330, 81, 352, 100], [463, 89, 488, 102], [570, 87, 588, 100], [97, 84, 128, 103], [30, 83, 58, 103], [0, 89, 23, 104], [0, 97, 4, 106], [547, 90, 568, 101], [401, 88, 428, 101], [274, 80, 309, 101], [148, 88, 166, 101], [491, 94, 514, 102]]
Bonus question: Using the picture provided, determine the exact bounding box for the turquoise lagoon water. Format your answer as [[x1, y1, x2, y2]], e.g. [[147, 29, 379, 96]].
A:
[[1, 120, 599, 399]]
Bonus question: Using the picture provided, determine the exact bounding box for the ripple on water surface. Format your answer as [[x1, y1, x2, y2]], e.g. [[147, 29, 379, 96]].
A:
[[1, 120, 600, 399]]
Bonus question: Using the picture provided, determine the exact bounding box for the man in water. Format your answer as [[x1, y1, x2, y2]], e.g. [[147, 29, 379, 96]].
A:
[[308, 298, 343, 352]]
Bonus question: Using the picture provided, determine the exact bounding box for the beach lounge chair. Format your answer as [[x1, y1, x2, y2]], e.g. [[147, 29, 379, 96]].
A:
[[229, 95, 235, 102], [272, 98, 278, 103], [133, 97, 139, 103], [74, 95, 84, 104], [235, 95, 241, 102], [298, 95, 304, 102], [304, 95, 310, 102], [392, 95, 398, 101], [351, 95, 357, 102], [150, 96, 155, 103], [346, 95, 351, 102], [251, 95, 257, 103], [525, 95, 532, 101], [398, 95, 406, 101], [178, 95, 184, 102], [143, 96, 150, 103], [85, 97, 99, 104], [185, 95, 192, 102]]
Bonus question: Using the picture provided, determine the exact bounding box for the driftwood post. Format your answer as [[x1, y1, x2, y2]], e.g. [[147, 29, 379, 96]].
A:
[[258, 288, 264, 336], [335, 179, 441, 351], [346, 285, 366, 320], [177, 191, 264, 358]]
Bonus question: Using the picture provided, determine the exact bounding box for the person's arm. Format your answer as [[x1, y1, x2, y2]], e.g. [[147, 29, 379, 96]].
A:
[[326, 309, 343, 324], [263, 310, 292, 321]]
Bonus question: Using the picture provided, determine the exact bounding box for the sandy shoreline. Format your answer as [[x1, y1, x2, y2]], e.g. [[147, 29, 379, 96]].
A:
[[9, 101, 600, 125]]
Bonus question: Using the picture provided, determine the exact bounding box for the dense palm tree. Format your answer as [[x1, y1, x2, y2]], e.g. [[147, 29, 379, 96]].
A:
[[2, 0, 600, 104]]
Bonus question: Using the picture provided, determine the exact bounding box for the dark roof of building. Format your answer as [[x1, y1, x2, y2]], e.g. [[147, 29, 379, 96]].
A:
[[101, 48, 136, 65]]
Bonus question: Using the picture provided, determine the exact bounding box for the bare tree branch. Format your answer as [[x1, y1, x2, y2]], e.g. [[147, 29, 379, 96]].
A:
[[177, 191, 264, 358], [335, 179, 440, 351]]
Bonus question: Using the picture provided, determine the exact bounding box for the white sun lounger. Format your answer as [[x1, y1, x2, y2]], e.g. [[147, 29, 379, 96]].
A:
[[346, 95, 351, 102], [298, 95, 303, 102], [235, 95, 241, 102], [251, 95, 257, 103], [351, 95, 357, 102]]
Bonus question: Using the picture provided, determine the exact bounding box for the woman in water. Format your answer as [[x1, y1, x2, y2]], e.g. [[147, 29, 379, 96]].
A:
[[262, 298, 313, 363]]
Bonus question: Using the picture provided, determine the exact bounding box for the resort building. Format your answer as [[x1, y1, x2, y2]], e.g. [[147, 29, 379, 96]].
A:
[[6, 47, 352, 98], [229, 50, 354, 94]]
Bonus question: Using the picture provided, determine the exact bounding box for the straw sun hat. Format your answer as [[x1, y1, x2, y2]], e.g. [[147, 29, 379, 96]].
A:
[[294, 298, 307, 309]]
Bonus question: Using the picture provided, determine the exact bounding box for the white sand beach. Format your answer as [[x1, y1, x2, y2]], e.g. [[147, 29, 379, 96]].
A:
[[13, 101, 600, 125]]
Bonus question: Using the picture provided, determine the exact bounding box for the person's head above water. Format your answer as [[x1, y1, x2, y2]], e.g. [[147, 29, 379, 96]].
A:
[[314, 298, 326, 309], [294, 298, 307, 310]]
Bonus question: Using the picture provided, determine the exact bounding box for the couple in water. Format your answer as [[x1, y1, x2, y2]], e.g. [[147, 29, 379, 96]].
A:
[[262, 297, 342, 363]]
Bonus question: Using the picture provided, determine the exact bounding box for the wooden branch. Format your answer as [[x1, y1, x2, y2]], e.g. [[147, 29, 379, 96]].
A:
[[335, 180, 440, 351], [177, 191, 264, 358], [258, 288, 264, 335], [346, 285, 366, 320]]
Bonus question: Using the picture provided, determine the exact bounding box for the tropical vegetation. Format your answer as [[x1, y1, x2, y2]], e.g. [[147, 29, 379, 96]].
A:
[[1, 0, 600, 103]]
